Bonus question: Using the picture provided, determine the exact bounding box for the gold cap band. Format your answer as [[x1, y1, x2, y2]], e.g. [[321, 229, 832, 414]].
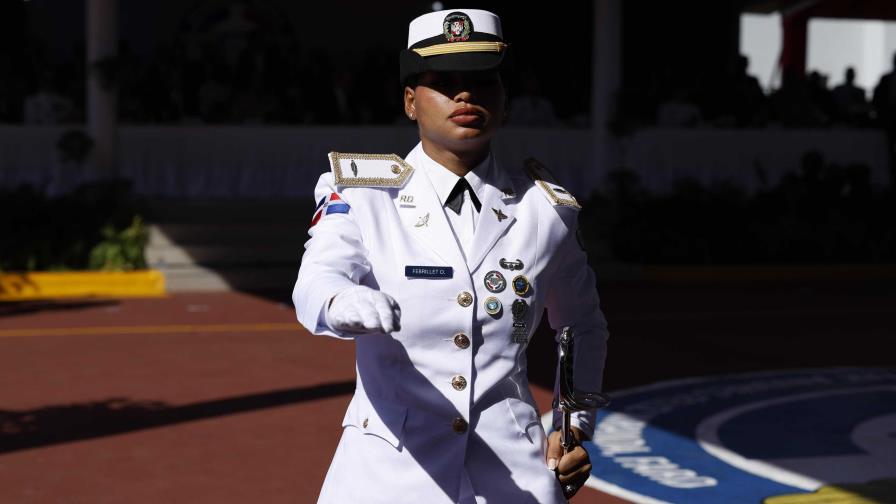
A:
[[412, 41, 507, 58]]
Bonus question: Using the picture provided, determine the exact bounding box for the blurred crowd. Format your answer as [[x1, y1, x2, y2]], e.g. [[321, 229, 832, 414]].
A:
[[14, 52, 896, 131], [11, 33, 896, 131], [12, 45, 405, 126], [6, 28, 570, 128], [616, 54, 896, 131], [9, 47, 569, 127]]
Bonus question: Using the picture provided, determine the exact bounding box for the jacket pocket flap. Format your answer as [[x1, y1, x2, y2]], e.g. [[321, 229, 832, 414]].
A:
[[342, 394, 408, 449], [506, 397, 541, 438]]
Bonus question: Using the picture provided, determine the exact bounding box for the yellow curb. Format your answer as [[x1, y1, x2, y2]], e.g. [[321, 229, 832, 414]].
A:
[[0, 323, 298, 338], [0, 270, 166, 301]]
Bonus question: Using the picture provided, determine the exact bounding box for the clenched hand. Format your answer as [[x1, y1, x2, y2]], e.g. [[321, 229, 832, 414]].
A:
[[546, 426, 592, 499], [326, 285, 402, 334]]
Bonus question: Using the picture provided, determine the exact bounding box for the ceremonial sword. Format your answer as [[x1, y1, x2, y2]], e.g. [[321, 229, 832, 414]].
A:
[[553, 326, 610, 498]]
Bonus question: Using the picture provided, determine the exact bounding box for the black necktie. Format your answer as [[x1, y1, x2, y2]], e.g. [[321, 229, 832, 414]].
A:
[[445, 178, 482, 215]]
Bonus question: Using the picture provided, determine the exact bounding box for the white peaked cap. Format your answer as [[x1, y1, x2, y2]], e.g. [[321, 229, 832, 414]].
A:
[[407, 9, 503, 48], [399, 8, 509, 85]]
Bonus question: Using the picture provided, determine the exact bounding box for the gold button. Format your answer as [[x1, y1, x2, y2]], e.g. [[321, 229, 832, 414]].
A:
[[451, 375, 467, 391], [391, 164, 401, 174], [457, 291, 473, 307], [451, 417, 468, 434], [453, 333, 470, 349], [362, 418, 369, 428]]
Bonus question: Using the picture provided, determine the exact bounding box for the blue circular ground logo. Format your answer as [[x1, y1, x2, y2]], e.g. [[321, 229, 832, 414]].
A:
[[548, 368, 896, 503]]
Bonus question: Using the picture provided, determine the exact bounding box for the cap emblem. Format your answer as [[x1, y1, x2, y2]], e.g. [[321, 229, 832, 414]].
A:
[[443, 12, 473, 42]]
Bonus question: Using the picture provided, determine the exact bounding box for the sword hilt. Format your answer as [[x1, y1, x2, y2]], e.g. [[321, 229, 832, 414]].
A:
[[553, 326, 610, 452]]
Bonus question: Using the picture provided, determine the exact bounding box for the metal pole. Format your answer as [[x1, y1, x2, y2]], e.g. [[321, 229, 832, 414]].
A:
[[592, 0, 622, 184], [86, 0, 118, 179]]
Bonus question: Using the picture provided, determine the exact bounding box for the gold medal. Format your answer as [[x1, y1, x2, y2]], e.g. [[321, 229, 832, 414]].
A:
[[512, 275, 530, 296]]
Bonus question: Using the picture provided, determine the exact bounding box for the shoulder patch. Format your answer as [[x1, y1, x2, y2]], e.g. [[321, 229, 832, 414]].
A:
[[524, 158, 581, 210], [328, 152, 414, 188]]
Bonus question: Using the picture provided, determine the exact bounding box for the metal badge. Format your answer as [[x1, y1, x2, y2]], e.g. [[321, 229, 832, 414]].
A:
[[499, 258, 524, 271], [492, 208, 508, 222], [351, 159, 358, 177], [511, 299, 529, 343], [415, 213, 430, 227], [443, 12, 473, 42], [483, 270, 506, 293], [512, 275, 531, 296], [484, 296, 502, 316]]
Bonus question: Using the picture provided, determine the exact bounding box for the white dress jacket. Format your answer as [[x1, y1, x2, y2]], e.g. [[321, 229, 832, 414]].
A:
[[293, 142, 608, 503]]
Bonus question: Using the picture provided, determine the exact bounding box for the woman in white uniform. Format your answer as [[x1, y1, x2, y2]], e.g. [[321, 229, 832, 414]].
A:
[[294, 8, 607, 503]]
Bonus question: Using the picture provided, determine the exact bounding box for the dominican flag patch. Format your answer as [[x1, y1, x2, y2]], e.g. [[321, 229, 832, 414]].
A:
[[310, 192, 350, 227]]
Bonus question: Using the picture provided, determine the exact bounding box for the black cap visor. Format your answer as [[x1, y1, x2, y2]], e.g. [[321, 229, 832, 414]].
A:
[[400, 48, 510, 86], [400, 32, 510, 85]]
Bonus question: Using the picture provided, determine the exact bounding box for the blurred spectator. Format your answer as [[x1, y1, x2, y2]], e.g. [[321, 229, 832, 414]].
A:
[[118, 43, 143, 122], [873, 52, 896, 180], [872, 52, 896, 127], [232, 75, 273, 124], [806, 70, 834, 123], [179, 39, 205, 121], [769, 70, 826, 127], [656, 84, 701, 127], [507, 73, 559, 126], [214, 1, 257, 70], [831, 67, 869, 125], [713, 55, 767, 126], [305, 52, 339, 124], [143, 48, 182, 122], [199, 65, 234, 122], [331, 69, 359, 124], [356, 50, 403, 124], [23, 73, 74, 125]]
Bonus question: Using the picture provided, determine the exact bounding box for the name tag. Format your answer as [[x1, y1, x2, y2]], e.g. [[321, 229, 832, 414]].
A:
[[405, 266, 453, 279]]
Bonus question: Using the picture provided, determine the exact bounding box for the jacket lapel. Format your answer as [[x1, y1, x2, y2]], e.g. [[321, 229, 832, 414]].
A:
[[394, 146, 469, 275], [467, 161, 518, 273]]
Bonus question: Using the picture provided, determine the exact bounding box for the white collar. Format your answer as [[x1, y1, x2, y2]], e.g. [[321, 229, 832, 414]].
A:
[[418, 147, 491, 207]]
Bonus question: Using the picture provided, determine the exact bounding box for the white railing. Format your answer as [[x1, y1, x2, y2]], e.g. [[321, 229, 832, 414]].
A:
[[0, 125, 888, 197]]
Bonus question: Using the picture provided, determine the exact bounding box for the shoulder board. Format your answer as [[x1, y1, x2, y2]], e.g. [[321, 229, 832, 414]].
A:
[[524, 158, 581, 210], [328, 152, 414, 188]]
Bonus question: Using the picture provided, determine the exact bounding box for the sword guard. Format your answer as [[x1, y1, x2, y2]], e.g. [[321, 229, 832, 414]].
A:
[[555, 326, 611, 414]]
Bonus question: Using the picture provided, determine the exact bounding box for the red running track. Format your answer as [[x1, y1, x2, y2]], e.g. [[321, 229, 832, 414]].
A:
[[0, 292, 625, 504]]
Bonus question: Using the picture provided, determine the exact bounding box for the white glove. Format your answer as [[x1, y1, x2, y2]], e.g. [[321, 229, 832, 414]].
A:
[[326, 285, 402, 334]]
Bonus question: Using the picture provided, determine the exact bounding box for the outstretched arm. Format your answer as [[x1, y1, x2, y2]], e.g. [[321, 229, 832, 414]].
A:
[[292, 173, 400, 339]]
